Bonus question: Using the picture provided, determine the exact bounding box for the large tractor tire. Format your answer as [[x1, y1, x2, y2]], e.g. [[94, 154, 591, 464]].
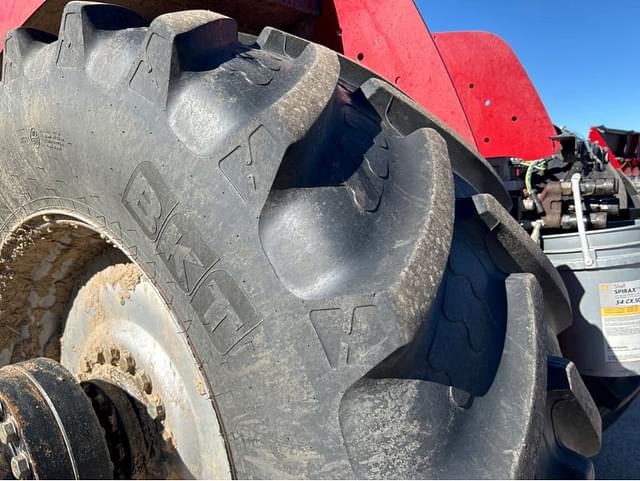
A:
[[0, 2, 601, 478]]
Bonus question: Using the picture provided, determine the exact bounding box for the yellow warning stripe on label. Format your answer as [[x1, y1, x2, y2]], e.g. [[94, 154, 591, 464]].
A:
[[601, 305, 640, 317]]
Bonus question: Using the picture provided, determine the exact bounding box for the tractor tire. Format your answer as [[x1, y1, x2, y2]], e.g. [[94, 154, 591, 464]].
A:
[[0, 2, 601, 478]]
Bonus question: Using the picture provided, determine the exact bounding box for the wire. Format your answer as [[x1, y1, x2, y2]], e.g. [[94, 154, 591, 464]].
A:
[[509, 156, 550, 195], [523, 159, 547, 195]]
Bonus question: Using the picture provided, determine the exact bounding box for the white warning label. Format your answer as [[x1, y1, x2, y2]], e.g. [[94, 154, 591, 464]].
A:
[[600, 280, 640, 363]]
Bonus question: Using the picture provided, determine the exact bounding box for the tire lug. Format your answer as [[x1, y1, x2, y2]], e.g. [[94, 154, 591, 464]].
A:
[[10, 453, 30, 480], [449, 386, 474, 409], [0, 420, 18, 445]]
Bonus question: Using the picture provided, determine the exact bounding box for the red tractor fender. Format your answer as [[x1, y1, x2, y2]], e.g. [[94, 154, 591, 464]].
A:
[[315, 0, 476, 147], [1, 0, 558, 161], [432, 31, 558, 160], [0, 1, 42, 44]]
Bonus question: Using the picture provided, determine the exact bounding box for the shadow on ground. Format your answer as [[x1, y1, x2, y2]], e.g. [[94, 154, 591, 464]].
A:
[[595, 397, 640, 479]]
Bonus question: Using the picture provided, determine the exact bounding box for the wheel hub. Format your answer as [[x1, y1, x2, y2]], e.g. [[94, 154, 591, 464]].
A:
[[62, 261, 230, 479], [0, 358, 112, 480], [0, 213, 231, 479]]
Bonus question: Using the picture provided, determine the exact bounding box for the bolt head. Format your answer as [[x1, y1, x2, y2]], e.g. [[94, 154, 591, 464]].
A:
[[115, 443, 127, 461], [106, 413, 119, 434], [10, 453, 30, 479], [81, 356, 93, 373], [147, 400, 165, 421], [105, 345, 120, 365], [93, 392, 107, 410], [136, 371, 152, 395], [0, 421, 18, 445], [118, 352, 135, 374], [95, 346, 106, 365]]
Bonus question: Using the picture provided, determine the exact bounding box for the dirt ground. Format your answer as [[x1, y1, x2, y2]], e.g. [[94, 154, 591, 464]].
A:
[[594, 397, 640, 479]]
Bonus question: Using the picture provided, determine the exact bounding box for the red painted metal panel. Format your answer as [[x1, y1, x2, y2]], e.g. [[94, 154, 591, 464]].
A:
[[589, 127, 622, 169], [0, 0, 45, 47], [588, 126, 640, 178], [326, 0, 477, 148], [433, 31, 558, 160]]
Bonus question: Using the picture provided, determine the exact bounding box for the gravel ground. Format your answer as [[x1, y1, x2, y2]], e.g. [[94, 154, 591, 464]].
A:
[[594, 397, 640, 479]]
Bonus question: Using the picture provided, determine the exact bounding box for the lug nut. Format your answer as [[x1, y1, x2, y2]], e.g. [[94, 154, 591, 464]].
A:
[[136, 371, 152, 394], [94, 392, 107, 410], [115, 443, 127, 461], [147, 399, 165, 421], [105, 345, 120, 366], [0, 421, 18, 444], [107, 413, 119, 433], [118, 352, 135, 374], [81, 356, 93, 373], [95, 346, 106, 365], [10, 453, 31, 480]]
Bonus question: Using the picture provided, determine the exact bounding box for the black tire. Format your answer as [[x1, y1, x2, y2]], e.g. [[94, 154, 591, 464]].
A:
[[0, 2, 601, 478]]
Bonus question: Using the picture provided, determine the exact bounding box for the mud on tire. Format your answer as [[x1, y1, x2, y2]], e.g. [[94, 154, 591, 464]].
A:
[[0, 2, 601, 478]]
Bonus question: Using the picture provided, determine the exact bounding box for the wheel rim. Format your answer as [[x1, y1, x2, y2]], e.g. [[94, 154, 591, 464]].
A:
[[0, 212, 232, 479]]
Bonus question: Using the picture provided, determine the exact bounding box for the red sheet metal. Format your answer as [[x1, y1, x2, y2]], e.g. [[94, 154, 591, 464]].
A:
[[324, 0, 477, 148], [589, 127, 623, 169], [0, 0, 44, 47], [588, 126, 640, 178], [433, 31, 558, 160]]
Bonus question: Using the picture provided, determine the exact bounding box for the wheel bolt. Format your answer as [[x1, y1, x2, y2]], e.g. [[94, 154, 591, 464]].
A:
[[115, 443, 126, 461], [81, 356, 93, 373], [94, 392, 107, 409], [136, 371, 152, 394], [105, 345, 120, 365], [0, 421, 18, 444], [95, 346, 106, 365], [118, 352, 135, 374], [107, 413, 119, 433], [10, 453, 31, 480], [147, 399, 165, 421]]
